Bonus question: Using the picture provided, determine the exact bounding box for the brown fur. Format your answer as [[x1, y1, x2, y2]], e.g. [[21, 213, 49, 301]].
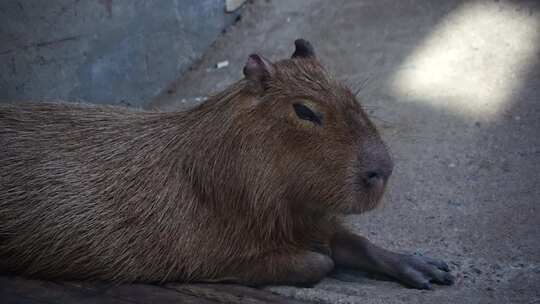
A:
[[0, 40, 393, 285]]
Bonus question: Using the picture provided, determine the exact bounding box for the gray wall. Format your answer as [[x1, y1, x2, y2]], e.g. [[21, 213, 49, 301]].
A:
[[0, 0, 238, 107]]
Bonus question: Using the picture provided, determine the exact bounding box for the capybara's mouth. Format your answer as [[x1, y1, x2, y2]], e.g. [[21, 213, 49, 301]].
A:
[[342, 182, 387, 214]]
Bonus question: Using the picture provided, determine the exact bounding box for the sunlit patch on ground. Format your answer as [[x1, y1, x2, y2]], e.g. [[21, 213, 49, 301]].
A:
[[391, 1, 539, 120]]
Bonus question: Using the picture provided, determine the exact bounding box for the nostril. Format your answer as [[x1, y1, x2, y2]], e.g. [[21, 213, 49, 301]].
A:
[[366, 171, 380, 180], [364, 170, 383, 186]]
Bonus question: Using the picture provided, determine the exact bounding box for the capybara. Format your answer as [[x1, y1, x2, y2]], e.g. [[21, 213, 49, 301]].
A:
[[0, 39, 453, 289]]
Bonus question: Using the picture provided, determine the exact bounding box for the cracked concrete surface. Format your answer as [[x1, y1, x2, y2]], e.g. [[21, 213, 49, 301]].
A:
[[151, 0, 540, 303]]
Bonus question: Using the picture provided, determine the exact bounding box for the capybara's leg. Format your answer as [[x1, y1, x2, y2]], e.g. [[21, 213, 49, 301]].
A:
[[330, 228, 454, 289], [206, 250, 334, 287]]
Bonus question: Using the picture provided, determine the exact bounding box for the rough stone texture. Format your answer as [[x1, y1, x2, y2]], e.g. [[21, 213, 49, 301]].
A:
[[0, 0, 238, 107], [152, 0, 540, 303]]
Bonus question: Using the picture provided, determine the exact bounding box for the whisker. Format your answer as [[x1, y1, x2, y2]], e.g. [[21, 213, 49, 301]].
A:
[[353, 74, 375, 97]]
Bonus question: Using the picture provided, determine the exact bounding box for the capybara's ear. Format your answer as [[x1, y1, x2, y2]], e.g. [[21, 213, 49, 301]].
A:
[[243, 54, 274, 90], [292, 39, 315, 59]]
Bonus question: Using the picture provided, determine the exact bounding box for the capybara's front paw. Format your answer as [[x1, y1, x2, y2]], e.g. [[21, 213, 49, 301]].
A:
[[392, 252, 454, 289]]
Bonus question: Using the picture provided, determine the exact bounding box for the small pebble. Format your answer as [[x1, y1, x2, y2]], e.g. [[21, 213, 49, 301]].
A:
[[447, 200, 461, 207], [216, 60, 229, 69]]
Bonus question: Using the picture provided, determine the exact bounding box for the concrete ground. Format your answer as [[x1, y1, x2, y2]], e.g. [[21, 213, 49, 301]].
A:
[[151, 0, 540, 303]]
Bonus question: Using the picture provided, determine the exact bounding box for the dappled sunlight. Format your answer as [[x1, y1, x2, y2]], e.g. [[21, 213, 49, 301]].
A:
[[391, 1, 539, 120]]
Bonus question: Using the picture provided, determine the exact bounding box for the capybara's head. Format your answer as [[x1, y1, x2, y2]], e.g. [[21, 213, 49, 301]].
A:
[[202, 39, 393, 215]]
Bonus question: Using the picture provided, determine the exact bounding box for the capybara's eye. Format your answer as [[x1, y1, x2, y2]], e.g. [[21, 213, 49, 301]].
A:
[[292, 103, 322, 126]]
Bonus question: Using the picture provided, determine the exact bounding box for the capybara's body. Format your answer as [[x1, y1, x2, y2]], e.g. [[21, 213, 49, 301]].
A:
[[0, 103, 227, 282], [0, 40, 454, 288], [1, 93, 324, 283]]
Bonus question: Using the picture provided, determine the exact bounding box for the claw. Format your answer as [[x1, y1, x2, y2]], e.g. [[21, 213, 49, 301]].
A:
[[437, 261, 450, 272], [400, 267, 432, 290], [442, 273, 455, 285], [421, 255, 450, 272], [396, 253, 454, 289], [420, 282, 432, 290]]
